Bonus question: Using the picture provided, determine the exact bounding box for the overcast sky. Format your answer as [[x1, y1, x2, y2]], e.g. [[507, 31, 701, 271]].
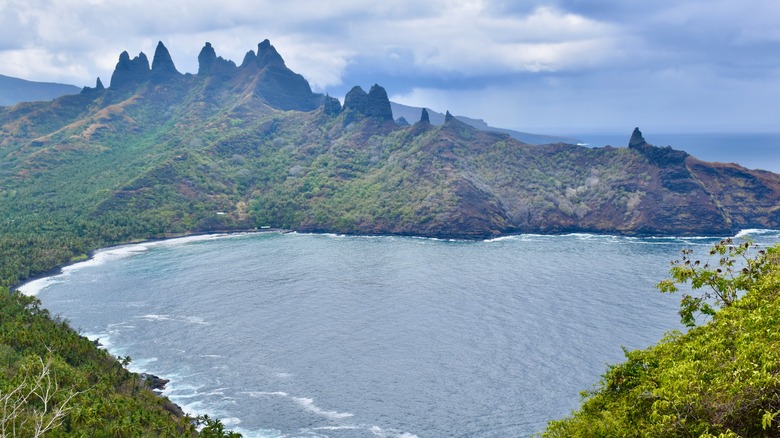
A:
[[2, 0, 778, 134]]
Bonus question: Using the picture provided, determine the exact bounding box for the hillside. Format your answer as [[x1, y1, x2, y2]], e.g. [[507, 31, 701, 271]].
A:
[[2, 40, 780, 253], [1, 38, 779, 436], [1, 39, 779, 290], [0, 73, 81, 106]]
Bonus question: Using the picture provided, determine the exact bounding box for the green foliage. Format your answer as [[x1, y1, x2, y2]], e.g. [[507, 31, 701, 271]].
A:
[[658, 238, 770, 327], [0, 290, 203, 436], [197, 415, 243, 438], [543, 243, 780, 437]]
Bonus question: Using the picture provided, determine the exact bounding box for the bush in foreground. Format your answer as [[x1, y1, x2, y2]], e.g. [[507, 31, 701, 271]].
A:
[[544, 241, 780, 437]]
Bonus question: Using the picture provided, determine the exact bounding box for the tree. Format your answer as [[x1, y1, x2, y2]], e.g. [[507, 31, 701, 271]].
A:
[[197, 414, 243, 438], [657, 238, 771, 327], [0, 353, 84, 437]]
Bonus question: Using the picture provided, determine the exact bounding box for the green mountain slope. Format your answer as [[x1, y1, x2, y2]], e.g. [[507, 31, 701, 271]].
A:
[[0, 38, 778, 287], [1, 38, 779, 436]]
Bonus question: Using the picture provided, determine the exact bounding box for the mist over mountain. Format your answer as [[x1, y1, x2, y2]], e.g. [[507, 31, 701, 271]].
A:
[[0, 74, 81, 106]]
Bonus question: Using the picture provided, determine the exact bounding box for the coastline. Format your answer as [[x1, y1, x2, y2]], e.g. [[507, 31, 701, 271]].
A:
[[18, 227, 778, 296], [14, 229, 289, 295], [13, 227, 780, 434]]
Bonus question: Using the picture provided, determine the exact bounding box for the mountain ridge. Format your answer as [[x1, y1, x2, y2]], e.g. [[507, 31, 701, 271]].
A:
[[1, 40, 779, 277], [0, 73, 81, 106]]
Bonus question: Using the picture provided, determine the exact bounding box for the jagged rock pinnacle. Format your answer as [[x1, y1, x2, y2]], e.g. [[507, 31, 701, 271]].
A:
[[365, 84, 393, 120], [629, 127, 647, 148], [420, 108, 430, 124], [95, 77, 104, 90], [240, 50, 256, 68], [198, 42, 217, 75], [151, 41, 179, 79], [256, 39, 285, 66], [444, 111, 454, 123], [109, 51, 150, 89], [343, 86, 368, 113], [323, 95, 342, 115]]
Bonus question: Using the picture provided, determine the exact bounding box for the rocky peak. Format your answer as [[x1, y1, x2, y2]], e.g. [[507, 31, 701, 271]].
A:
[[343, 86, 368, 113], [628, 127, 690, 167], [198, 42, 237, 77], [240, 50, 256, 68], [323, 95, 342, 115], [420, 108, 430, 124], [444, 111, 454, 123], [628, 127, 647, 148], [365, 84, 393, 120], [151, 41, 180, 81], [256, 39, 285, 67], [80, 77, 105, 94], [396, 116, 410, 126], [109, 51, 151, 89], [197, 42, 217, 75]]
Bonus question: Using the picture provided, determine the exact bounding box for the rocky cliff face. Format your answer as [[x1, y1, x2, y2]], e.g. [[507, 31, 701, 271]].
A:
[[106, 40, 322, 111], [3, 40, 779, 239]]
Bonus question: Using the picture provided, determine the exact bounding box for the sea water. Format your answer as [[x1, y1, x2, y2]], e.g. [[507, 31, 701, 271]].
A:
[[24, 230, 780, 437]]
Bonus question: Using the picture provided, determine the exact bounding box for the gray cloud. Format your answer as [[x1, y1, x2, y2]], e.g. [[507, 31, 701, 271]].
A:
[[1, 0, 778, 133]]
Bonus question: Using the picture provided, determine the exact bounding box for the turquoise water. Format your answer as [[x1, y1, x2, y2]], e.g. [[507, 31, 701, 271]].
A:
[[27, 230, 780, 437]]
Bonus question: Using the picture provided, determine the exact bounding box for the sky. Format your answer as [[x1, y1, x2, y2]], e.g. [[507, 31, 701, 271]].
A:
[[1, 0, 779, 135]]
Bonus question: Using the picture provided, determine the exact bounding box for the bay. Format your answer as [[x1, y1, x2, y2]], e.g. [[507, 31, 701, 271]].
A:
[[26, 230, 780, 437]]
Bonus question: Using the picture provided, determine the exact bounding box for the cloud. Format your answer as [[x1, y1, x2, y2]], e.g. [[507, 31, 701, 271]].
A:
[[0, 0, 778, 133]]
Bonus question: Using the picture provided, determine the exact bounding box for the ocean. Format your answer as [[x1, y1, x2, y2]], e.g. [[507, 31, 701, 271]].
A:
[[22, 230, 780, 437]]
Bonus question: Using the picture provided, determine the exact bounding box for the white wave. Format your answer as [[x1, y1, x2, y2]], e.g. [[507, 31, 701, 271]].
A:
[[17, 276, 63, 296], [82, 332, 112, 349], [292, 396, 354, 420], [243, 391, 353, 420], [370, 425, 420, 438], [138, 314, 174, 321], [220, 417, 242, 427], [184, 316, 211, 325], [17, 233, 240, 296], [735, 228, 780, 238], [243, 391, 289, 398], [309, 425, 362, 431], [483, 235, 518, 243]]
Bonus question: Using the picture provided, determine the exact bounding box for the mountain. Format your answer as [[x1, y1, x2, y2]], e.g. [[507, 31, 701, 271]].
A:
[[389, 101, 579, 145], [2, 39, 780, 287], [0, 73, 81, 106], [1, 38, 780, 437]]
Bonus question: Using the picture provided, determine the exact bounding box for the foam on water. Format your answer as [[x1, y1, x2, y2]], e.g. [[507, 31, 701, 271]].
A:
[[17, 233, 238, 296], [31, 230, 780, 437], [736, 229, 780, 239]]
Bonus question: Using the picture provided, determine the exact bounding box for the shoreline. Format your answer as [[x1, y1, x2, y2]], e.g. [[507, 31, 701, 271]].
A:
[[16, 227, 778, 295], [13, 229, 289, 294], [12, 226, 779, 433]]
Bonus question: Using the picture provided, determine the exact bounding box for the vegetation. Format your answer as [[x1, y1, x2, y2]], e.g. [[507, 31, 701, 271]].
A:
[[0, 290, 201, 436], [543, 241, 780, 437], [1, 42, 779, 435]]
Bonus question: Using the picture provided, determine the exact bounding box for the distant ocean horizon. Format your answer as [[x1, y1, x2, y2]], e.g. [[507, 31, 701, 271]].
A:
[[563, 132, 780, 173]]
